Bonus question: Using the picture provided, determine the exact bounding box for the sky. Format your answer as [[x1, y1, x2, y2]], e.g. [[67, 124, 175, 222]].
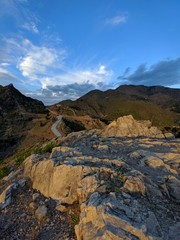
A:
[[0, 0, 180, 105]]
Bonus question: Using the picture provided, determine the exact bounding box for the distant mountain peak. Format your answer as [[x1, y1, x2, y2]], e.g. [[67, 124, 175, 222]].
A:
[[0, 84, 47, 114]]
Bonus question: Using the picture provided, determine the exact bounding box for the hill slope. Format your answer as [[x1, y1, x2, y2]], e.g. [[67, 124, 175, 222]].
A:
[[0, 84, 52, 161], [58, 85, 180, 127]]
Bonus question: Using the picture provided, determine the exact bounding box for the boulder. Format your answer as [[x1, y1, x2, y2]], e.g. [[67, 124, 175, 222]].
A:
[[123, 176, 146, 196], [102, 115, 165, 138], [24, 156, 96, 204], [76, 193, 163, 240]]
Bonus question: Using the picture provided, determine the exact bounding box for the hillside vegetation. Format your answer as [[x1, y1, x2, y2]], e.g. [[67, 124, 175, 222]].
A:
[[58, 85, 180, 128]]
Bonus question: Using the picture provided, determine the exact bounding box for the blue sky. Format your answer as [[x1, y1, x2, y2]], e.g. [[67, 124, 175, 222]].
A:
[[0, 0, 180, 104]]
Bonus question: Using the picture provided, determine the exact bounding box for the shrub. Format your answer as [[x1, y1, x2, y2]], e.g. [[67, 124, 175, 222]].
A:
[[34, 142, 58, 155], [0, 167, 10, 179], [71, 214, 79, 227], [15, 151, 31, 166]]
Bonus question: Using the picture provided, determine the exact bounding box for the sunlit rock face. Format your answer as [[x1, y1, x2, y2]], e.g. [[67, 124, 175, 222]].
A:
[[23, 124, 180, 240]]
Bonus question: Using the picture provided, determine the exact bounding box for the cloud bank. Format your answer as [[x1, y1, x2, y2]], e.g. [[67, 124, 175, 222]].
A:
[[118, 58, 180, 87]]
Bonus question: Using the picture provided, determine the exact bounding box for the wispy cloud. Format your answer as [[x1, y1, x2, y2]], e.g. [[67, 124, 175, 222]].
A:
[[21, 22, 39, 34], [118, 58, 180, 86], [0, 0, 39, 34], [105, 13, 128, 26], [0, 68, 22, 87], [18, 39, 67, 80]]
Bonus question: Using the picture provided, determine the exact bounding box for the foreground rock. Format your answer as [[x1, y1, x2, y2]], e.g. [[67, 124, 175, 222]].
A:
[[0, 176, 76, 239], [22, 127, 180, 240]]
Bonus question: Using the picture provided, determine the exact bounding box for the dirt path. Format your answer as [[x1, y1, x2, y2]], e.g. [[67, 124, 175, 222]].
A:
[[48, 109, 63, 137], [51, 115, 62, 137]]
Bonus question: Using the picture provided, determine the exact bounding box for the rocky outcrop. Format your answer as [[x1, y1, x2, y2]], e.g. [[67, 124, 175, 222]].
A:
[[22, 129, 180, 240], [101, 115, 173, 138]]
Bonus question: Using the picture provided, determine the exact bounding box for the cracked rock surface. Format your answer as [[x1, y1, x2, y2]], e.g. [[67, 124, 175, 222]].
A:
[[21, 128, 180, 240]]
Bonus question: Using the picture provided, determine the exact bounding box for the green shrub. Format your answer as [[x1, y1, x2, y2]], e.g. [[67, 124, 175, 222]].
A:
[[0, 167, 10, 179], [71, 214, 79, 227], [15, 151, 31, 166], [34, 142, 58, 155], [14, 142, 58, 166]]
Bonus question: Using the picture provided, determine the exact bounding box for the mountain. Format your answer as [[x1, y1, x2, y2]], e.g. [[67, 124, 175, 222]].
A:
[[0, 84, 46, 114], [0, 84, 52, 161], [58, 85, 180, 128]]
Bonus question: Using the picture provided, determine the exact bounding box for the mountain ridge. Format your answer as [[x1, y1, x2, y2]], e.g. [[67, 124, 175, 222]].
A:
[[57, 84, 180, 127]]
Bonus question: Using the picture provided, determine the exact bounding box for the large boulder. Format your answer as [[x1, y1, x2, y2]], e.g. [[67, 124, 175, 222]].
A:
[[24, 155, 100, 204], [101, 115, 166, 138], [75, 192, 163, 240]]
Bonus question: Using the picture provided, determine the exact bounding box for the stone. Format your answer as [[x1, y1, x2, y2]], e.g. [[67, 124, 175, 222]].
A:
[[145, 156, 165, 168], [18, 178, 28, 187], [129, 151, 142, 160], [35, 205, 48, 221], [76, 194, 163, 240], [32, 193, 40, 201], [166, 176, 180, 202], [123, 176, 146, 196], [77, 174, 100, 203], [0, 183, 18, 209], [24, 157, 94, 204], [144, 155, 178, 174], [29, 202, 37, 210], [97, 185, 107, 193], [56, 204, 67, 212]]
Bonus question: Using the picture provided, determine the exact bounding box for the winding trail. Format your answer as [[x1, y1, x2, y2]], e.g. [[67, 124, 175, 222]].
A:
[[51, 115, 63, 137], [48, 109, 63, 137]]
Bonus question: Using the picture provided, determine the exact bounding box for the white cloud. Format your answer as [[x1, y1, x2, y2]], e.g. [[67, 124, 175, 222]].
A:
[[0, 63, 10, 67], [18, 45, 66, 79], [0, 37, 67, 80], [40, 65, 113, 89], [105, 13, 128, 26]]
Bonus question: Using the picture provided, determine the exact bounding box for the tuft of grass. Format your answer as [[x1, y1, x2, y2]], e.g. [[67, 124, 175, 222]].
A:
[[34, 142, 58, 155], [15, 151, 31, 166], [71, 214, 79, 228], [106, 171, 125, 193], [14, 142, 58, 166], [117, 171, 125, 182]]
